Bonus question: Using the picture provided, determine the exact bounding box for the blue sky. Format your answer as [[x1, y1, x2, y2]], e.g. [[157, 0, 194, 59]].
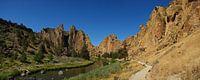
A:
[[0, 0, 170, 45]]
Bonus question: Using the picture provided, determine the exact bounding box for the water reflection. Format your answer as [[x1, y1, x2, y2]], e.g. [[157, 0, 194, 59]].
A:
[[15, 61, 103, 80]]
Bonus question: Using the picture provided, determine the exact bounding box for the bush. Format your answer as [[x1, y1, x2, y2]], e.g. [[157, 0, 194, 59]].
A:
[[67, 45, 90, 60], [102, 52, 110, 58], [19, 53, 27, 63], [67, 48, 78, 57], [47, 54, 53, 61], [34, 45, 45, 63], [0, 69, 20, 80], [79, 45, 90, 60], [102, 48, 128, 59]]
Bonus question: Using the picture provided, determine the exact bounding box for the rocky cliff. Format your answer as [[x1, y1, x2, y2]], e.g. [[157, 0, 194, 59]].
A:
[[123, 0, 200, 57], [0, 19, 94, 58], [0, 18, 35, 57], [97, 34, 122, 54], [64, 25, 94, 54], [95, 0, 200, 58], [0, 0, 199, 59]]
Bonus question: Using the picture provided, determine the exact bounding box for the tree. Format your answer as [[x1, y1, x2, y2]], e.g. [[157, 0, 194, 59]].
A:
[[0, 53, 4, 64], [102, 52, 110, 58], [34, 45, 45, 63], [102, 48, 128, 59], [79, 45, 90, 60], [47, 54, 53, 61], [19, 53, 27, 63], [10, 52, 18, 62], [118, 48, 128, 59], [67, 48, 78, 57]]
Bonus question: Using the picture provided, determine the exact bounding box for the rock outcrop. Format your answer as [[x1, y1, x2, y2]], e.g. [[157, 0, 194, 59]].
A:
[[123, 0, 200, 57], [41, 24, 64, 48], [40, 25, 65, 54], [64, 25, 94, 54], [0, 0, 199, 60], [0, 19, 94, 58], [97, 34, 122, 54]]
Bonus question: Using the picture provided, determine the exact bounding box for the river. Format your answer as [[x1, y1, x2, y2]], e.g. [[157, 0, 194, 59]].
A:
[[15, 61, 103, 80]]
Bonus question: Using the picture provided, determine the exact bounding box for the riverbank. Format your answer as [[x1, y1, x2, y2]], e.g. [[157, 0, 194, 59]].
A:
[[65, 60, 144, 80], [0, 57, 94, 80], [101, 60, 144, 80], [65, 61, 121, 80]]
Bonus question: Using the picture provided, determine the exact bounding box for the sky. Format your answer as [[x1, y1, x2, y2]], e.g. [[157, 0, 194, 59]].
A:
[[0, 0, 170, 45]]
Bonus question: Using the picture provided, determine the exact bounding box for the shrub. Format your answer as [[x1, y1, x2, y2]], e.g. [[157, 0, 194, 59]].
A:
[[34, 45, 45, 63], [66, 48, 78, 57], [19, 53, 27, 63], [102, 52, 110, 58], [47, 54, 53, 61], [102, 48, 128, 59], [79, 45, 90, 60]]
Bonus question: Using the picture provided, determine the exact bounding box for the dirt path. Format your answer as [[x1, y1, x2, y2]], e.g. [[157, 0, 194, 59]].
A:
[[129, 61, 152, 80]]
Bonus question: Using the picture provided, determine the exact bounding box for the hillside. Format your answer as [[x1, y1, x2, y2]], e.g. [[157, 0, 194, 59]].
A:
[[0, 19, 94, 61], [0, 0, 200, 79], [148, 24, 200, 80]]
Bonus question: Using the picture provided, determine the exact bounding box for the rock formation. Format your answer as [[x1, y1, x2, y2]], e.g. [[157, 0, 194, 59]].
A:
[[123, 0, 200, 57], [97, 34, 122, 54], [0, 19, 94, 58], [0, 0, 199, 60], [64, 25, 94, 54]]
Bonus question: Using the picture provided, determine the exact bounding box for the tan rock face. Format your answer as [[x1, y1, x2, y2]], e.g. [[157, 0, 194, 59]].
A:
[[41, 24, 64, 48], [66, 26, 94, 53], [0, 17, 95, 57], [124, 0, 200, 57], [38, 25, 94, 55], [97, 34, 122, 54], [1, 0, 199, 59]]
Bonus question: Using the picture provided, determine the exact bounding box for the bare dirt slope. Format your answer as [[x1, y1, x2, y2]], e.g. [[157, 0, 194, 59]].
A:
[[147, 29, 200, 80]]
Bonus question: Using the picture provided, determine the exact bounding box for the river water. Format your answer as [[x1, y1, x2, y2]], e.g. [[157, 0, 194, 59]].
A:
[[15, 61, 103, 80]]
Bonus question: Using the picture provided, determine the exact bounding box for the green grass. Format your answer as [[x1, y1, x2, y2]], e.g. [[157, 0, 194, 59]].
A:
[[0, 58, 93, 80], [26, 60, 94, 73], [0, 69, 20, 80], [65, 62, 121, 80]]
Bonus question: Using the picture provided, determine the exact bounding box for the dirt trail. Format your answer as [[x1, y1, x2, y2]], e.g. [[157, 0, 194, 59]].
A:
[[129, 61, 152, 80]]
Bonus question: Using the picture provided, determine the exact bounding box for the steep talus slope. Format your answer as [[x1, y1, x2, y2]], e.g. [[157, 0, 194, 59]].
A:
[[124, 0, 200, 58], [148, 29, 200, 80]]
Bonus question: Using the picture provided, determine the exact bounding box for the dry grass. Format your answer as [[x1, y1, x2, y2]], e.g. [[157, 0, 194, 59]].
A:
[[100, 60, 143, 80], [146, 30, 200, 80], [182, 61, 200, 80]]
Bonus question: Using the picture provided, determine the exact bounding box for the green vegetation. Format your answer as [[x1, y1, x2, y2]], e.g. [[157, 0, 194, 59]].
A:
[[79, 45, 90, 60], [23, 60, 93, 74], [0, 57, 93, 80], [47, 54, 53, 62], [67, 45, 90, 60], [10, 53, 18, 62], [19, 53, 27, 63], [34, 45, 45, 63], [67, 47, 77, 57], [102, 48, 128, 59], [66, 62, 121, 80], [0, 69, 20, 80]]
